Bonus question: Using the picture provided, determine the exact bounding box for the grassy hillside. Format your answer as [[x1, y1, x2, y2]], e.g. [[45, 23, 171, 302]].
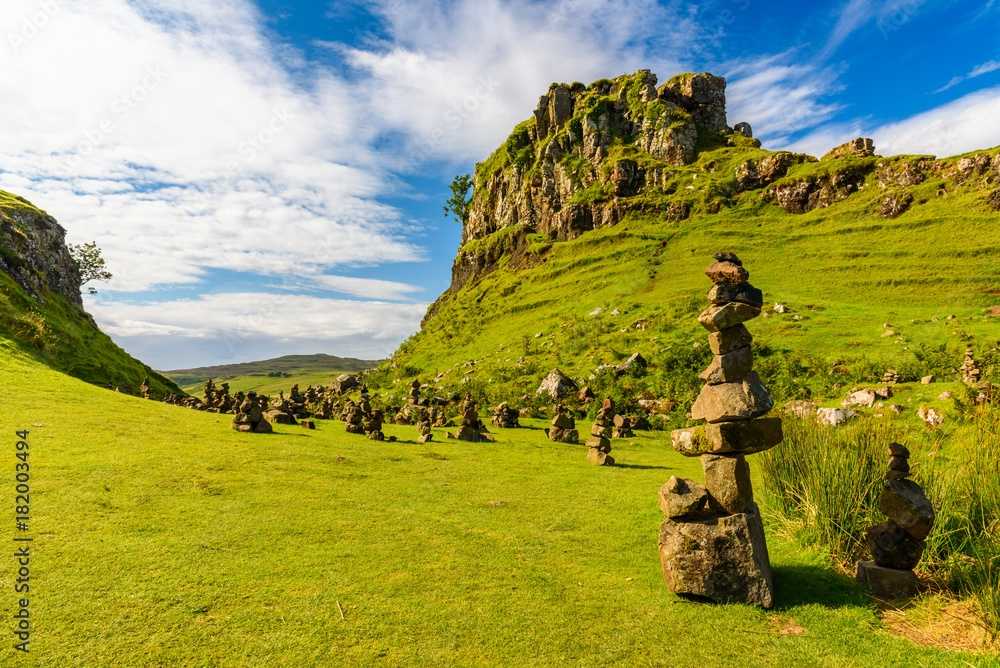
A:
[[166, 353, 377, 392], [0, 191, 181, 397], [0, 342, 992, 665], [375, 143, 1000, 417]]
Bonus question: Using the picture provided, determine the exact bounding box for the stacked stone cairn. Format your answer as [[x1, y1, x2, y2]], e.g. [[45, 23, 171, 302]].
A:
[[961, 347, 982, 386], [343, 399, 364, 434], [547, 403, 579, 443], [585, 398, 616, 465], [359, 388, 385, 441], [232, 392, 273, 434], [265, 392, 298, 425], [451, 395, 490, 442], [412, 401, 432, 443], [140, 377, 151, 400], [857, 443, 935, 600], [658, 253, 782, 608], [612, 414, 635, 438], [491, 402, 520, 429]]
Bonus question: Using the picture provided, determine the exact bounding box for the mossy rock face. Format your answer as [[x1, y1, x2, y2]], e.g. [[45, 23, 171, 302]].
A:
[[0, 191, 82, 307], [462, 70, 730, 290], [0, 190, 181, 398]]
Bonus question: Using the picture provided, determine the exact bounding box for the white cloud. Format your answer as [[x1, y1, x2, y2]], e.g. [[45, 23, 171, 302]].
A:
[[819, 0, 926, 59], [0, 0, 422, 293], [338, 0, 706, 163], [935, 58, 1000, 93], [86, 292, 428, 368], [725, 53, 844, 144], [785, 85, 1000, 157]]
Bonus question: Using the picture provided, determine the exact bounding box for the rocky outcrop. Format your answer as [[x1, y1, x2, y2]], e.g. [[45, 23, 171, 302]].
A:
[[457, 70, 732, 290], [0, 191, 82, 306], [763, 160, 874, 214]]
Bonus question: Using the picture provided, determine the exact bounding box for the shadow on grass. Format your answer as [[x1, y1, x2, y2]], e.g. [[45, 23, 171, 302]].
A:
[[614, 463, 672, 470], [772, 563, 870, 610]]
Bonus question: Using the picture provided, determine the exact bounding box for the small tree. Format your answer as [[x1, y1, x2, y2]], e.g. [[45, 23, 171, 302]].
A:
[[68, 241, 112, 294], [443, 174, 473, 224]]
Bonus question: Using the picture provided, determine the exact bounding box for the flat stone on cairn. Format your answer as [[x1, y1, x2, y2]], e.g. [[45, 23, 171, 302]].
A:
[[857, 443, 935, 601], [658, 253, 780, 608], [585, 398, 616, 466]]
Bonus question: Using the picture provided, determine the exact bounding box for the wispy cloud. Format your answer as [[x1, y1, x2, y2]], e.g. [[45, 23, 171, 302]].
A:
[[786, 84, 1000, 157], [338, 0, 707, 163], [819, 0, 926, 60], [935, 58, 1000, 93], [725, 52, 844, 144]]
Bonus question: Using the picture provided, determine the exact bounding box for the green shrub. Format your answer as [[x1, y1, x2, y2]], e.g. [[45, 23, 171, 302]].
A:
[[760, 409, 1000, 636]]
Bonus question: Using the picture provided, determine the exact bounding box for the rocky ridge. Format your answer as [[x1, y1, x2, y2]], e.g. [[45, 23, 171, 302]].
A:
[[446, 69, 1000, 297]]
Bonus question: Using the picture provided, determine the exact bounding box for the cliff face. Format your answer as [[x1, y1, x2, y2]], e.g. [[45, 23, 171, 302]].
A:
[[0, 191, 83, 307], [452, 71, 756, 292], [0, 190, 182, 397]]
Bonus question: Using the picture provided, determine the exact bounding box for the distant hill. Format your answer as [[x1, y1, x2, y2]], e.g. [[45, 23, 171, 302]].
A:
[[0, 190, 181, 397], [164, 353, 379, 389]]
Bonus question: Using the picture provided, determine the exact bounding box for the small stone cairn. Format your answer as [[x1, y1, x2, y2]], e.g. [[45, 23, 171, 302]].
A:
[[140, 377, 151, 399], [415, 401, 433, 443], [232, 392, 273, 434], [961, 347, 981, 386], [360, 388, 385, 441], [547, 403, 579, 443], [658, 253, 782, 608], [491, 402, 520, 429], [451, 395, 490, 441], [585, 398, 616, 466], [343, 399, 364, 434], [857, 443, 935, 600], [612, 414, 635, 438]]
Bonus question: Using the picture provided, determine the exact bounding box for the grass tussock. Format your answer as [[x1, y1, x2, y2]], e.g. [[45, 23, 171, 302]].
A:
[[760, 408, 1000, 638]]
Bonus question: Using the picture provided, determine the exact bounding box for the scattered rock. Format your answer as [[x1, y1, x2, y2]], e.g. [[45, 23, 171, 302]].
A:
[[822, 137, 875, 160], [878, 191, 913, 218], [920, 375, 934, 385], [816, 407, 856, 426], [843, 389, 877, 408], [732, 122, 752, 138], [916, 405, 943, 427], [537, 368, 579, 400]]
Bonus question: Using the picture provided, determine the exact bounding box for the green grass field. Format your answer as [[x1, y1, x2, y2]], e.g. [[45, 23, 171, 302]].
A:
[[178, 369, 354, 397], [1, 341, 993, 666]]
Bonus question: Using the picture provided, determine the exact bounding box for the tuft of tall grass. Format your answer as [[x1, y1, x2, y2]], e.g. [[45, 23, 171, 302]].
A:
[[760, 407, 1000, 636]]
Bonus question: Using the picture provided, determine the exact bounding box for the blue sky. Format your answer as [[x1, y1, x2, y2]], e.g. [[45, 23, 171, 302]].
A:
[[1, 0, 998, 369]]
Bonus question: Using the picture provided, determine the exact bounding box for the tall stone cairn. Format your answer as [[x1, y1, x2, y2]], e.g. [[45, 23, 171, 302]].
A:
[[856, 443, 934, 600], [658, 252, 782, 608], [585, 398, 616, 465], [960, 347, 982, 386]]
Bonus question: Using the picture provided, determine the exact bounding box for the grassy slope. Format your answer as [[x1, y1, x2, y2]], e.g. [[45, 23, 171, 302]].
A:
[[165, 354, 377, 388], [0, 343, 989, 666], [386, 145, 1000, 411], [0, 192, 181, 397]]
